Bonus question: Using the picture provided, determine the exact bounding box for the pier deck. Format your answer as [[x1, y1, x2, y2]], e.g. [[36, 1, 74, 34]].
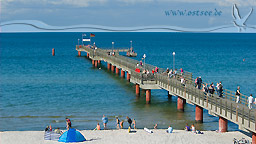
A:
[[76, 45, 256, 142]]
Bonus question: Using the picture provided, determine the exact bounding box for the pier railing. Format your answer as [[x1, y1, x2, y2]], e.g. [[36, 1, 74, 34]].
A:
[[78, 45, 254, 109], [77, 45, 255, 132], [156, 73, 255, 130]]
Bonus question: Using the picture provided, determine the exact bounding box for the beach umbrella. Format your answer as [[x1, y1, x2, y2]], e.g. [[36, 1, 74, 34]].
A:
[[58, 128, 86, 143]]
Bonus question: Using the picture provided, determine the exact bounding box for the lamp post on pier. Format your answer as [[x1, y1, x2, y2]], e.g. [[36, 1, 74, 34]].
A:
[[143, 54, 146, 70], [130, 40, 133, 48], [112, 42, 114, 55], [172, 52, 175, 70], [78, 39, 80, 45]]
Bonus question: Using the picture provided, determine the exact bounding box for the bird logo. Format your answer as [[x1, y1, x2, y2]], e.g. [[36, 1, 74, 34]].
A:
[[232, 4, 253, 32]]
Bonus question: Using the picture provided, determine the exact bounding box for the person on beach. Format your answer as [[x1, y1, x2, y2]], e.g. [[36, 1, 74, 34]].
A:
[[154, 124, 158, 129], [66, 118, 72, 130], [127, 116, 132, 128], [167, 125, 173, 133], [55, 128, 62, 134], [236, 86, 241, 103], [132, 119, 136, 129], [66, 118, 71, 126], [116, 117, 120, 129], [49, 125, 52, 131], [248, 94, 254, 109], [191, 124, 196, 133], [102, 115, 108, 129], [185, 123, 190, 131], [120, 120, 124, 129], [45, 126, 49, 131], [94, 123, 101, 130]]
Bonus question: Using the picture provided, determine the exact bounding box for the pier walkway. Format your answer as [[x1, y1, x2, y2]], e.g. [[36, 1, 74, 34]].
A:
[[76, 45, 256, 143]]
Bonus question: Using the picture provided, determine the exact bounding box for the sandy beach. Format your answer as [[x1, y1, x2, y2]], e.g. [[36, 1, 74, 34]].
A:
[[0, 129, 251, 144]]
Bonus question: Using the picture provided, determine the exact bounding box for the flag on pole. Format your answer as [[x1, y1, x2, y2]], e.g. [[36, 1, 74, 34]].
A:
[[83, 39, 91, 42], [90, 33, 95, 37]]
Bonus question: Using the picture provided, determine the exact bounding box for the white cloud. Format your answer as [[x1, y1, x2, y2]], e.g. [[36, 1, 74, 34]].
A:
[[2, 0, 256, 7], [118, 0, 256, 6], [2, 0, 108, 8]]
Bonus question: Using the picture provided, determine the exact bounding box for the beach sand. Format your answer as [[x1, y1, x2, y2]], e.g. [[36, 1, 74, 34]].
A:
[[0, 129, 251, 144]]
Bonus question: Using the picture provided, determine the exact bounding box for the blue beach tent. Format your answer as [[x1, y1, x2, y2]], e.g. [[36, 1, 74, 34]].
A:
[[58, 128, 86, 143]]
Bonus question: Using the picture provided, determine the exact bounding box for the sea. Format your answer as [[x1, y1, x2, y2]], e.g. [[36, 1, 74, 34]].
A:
[[0, 32, 256, 131]]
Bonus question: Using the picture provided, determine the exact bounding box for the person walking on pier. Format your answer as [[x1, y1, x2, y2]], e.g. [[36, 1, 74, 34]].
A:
[[209, 83, 215, 95], [219, 82, 223, 97], [197, 76, 202, 89], [195, 77, 198, 88], [180, 68, 184, 75], [248, 94, 254, 109], [181, 77, 185, 86], [102, 115, 108, 130], [236, 86, 241, 103]]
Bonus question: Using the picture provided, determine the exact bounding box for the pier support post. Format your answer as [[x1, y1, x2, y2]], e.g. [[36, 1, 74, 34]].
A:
[[177, 96, 185, 111], [195, 105, 203, 123], [136, 84, 140, 96], [146, 89, 151, 104], [87, 53, 89, 58], [127, 72, 131, 81], [92, 60, 95, 65], [95, 60, 98, 67], [111, 65, 115, 73], [252, 133, 256, 144], [121, 70, 125, 78], [168, 91, 172, 99], [219, 117, 227, 132], [116, 67, 120, 75], [107, 63, 111, 70], [98, 60, 101, 66], [78, 51, 81, 56]]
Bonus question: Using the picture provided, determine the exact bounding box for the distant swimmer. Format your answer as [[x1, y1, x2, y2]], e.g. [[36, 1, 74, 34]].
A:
[[243, 58, 245, 62]]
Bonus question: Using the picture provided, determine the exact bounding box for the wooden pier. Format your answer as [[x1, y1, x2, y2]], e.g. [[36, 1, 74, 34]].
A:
[[76, 45, 256, 143]]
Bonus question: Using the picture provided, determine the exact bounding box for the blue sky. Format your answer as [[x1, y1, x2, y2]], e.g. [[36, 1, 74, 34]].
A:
[[1, 0, 256, 28]]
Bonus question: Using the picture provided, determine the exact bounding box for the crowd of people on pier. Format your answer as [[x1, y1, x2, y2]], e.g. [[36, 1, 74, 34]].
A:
[[135, 62, 255, 110], [193, 76, 255, 110]]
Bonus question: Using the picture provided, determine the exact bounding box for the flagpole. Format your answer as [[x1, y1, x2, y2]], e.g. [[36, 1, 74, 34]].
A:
[[82, 34, 83, 46], [90, 35, 91, 46]]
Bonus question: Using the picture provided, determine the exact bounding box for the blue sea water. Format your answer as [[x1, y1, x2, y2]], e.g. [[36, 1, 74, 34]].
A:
[[0, 32, 255, 131]]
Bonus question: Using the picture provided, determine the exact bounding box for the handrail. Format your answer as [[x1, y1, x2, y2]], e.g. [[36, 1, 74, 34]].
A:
[[77, 45, 255, 130]]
